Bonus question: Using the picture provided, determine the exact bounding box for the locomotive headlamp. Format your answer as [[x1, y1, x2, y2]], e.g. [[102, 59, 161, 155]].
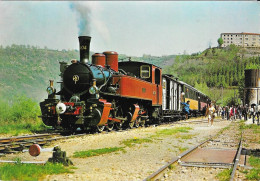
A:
[[89, 86, 97, 94], [89, 79, 99, 95], [56, 102, 66, 114], [47, 87, 55, 95], [46, 80, 55, 95]]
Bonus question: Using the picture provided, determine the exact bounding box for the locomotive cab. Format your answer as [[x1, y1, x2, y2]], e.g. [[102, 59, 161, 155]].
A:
[[118, 61, 153, 82]]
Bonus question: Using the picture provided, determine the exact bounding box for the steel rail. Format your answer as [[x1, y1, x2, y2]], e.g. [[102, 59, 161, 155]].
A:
[[144, 121, 240, 181], [0, 160, 46, 164], [229, 133, 243, 181], [143, 138, 210, 181], [0, 133, 60, 143], [0, 133, 88, 155]]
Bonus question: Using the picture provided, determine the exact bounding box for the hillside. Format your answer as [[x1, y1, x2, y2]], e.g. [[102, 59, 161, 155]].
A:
[[0, 45, 175, 102], [118, 54, 176, 68], [164, 45, 260, 105], [0, 45, 79, 101], [0, 44, 259, 106]]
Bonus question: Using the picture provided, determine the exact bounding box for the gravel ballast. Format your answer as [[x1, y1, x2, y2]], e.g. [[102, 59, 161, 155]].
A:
[[3, 118, 232, 181]]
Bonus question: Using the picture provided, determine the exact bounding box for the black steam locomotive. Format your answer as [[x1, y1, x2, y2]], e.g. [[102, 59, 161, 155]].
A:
[[40, 36, 210, 132]]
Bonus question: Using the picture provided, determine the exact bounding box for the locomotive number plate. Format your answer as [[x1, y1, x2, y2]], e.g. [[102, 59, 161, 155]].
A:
[[73, 75, 79, 84]]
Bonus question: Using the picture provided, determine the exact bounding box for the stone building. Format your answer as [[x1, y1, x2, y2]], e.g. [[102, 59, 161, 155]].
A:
[[220, 32, 260, 48]]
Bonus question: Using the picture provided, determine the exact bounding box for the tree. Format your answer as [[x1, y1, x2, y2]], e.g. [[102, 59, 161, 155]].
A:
[[217, 37, 224, 48]]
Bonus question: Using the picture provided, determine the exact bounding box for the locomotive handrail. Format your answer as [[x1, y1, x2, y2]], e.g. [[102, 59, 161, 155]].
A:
[[118, 69, 127, 75]]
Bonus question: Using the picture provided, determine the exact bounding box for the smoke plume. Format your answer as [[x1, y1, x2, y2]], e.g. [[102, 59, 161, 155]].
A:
[[70, 2, 92, 36], [69, 2, 110, 42]]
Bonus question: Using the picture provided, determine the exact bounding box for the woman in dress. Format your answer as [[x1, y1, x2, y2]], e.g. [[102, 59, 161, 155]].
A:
[[205, 103, 216, 126]]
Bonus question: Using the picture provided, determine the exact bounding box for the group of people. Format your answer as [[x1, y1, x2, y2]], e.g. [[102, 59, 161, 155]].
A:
[[218, 104, 260, 124], [181, 96, 260, 126], [181, 100, 216, 127], [180, 93, 217, 127]]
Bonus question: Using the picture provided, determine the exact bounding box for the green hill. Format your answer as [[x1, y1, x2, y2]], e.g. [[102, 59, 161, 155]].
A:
[[164, 45, 260, 105], [0, 45, 174, 102], [118, 54, 176, 68], [0, 45, 79, 101], [1, 44, 259, 106]]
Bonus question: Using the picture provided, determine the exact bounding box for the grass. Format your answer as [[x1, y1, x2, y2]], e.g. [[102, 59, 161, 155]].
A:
[[240, 123, 260, 133], [0, 162, 73, 181], [0, 122, 49, 136], [168, 164, 176, 170], [245, 156, 260, 180], [73, 127, 193, 159], [153, 127, 192, 137], [73, 137, 153, 158], [121, 137, 153, 147], [238, 122, 260, 180], [178, 147, 188, 152], [0, 96, 50, 135], [217, 124, 231, 136], [73, 147, 125, 158], [246, 168, 260, 180], [176, 134, 195, 140], [216, 169, 232, 181], [172, 145, 188, 153]]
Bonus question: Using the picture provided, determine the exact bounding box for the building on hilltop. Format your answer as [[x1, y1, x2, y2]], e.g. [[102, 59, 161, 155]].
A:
[[220, 32, 260, 48]]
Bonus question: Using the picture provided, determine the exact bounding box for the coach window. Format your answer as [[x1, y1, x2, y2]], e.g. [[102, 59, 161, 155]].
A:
[[140, 65, 150, 78], [155, 68, 161, 85]]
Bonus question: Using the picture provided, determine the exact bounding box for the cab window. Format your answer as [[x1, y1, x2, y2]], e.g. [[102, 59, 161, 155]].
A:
[[155, 68, 161, 85], [140, 65, 150, 78]]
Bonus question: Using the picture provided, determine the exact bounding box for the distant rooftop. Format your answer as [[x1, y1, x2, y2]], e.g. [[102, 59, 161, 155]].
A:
[[221, 32, 260, 35]]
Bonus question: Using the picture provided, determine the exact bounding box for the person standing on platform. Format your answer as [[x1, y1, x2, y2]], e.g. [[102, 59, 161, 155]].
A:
[[242, 104, 248, 121], [205, 103, 216, 126], [225, 106, 230, 120], [180, 92, 190, 120]]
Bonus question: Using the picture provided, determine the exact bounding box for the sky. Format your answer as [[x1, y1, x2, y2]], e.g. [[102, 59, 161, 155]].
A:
[[0, 1, 259, 56]]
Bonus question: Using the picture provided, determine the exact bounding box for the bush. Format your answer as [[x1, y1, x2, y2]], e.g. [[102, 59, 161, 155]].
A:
[[0, 95, 47, 135], [0, 95, 40, 123]]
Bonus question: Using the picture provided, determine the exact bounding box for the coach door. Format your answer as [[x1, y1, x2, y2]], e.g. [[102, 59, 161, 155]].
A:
[[173, 82, 177, 111], [155, 68, 161, 105], [178, 84, 182, 111], [162, 78, 167, 110]]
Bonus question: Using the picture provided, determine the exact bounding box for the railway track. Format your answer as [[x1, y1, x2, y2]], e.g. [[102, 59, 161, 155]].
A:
[[144, 121, 244, 181], [0, 133, 88, 155], [0, 118, 220, 156]]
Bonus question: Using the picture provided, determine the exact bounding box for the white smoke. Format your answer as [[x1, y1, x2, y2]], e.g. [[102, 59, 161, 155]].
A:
[[70, 2, 92, 35], [69, 2, 110, 42]]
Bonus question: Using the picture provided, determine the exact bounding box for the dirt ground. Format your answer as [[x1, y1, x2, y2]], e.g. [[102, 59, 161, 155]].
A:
[[1, 118, 234, 181]]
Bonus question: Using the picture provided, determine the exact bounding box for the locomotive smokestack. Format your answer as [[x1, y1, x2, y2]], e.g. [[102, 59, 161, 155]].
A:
[[78, 36, 91, 63]]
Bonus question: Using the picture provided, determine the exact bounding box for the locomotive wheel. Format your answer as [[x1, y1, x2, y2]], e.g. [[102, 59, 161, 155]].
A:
[[115, 106, 125, 130], [134, 117, 141, 128], [128, 121, 134, 129], [115, 122, 123, 130], [140, 118, 145, 127], [106, 121, 114, 131], [96, 125, 105, 132]]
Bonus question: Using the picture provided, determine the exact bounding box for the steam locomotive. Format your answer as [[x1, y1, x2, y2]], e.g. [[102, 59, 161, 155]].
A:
[[40, 36, 210, 132]]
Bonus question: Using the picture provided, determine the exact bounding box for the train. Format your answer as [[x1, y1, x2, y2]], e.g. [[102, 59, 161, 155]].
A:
[[40, 36, 210, 132]]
